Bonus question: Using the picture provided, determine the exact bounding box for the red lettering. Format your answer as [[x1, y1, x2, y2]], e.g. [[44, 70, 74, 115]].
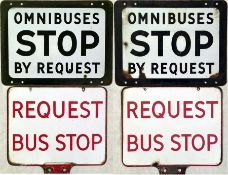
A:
[[37, 101, 50, 118], [80, 101, 90, 118], [154, 134, 164, 151], [53, 101, 65, 118], [141, 101, 150, 118], [127, 101, 138, 118], [207, 134, 218, 151], [192, 134, 205, 151], [39, 134, 49, 151], [13, 134, 23, 151], [26, 101, 35, 118], [183, 101, 193, 118], [141, 134, 152, 151], [77, 134, 90, 151], [13, 101, 23, 118], [206, 101, 218, 118], [195, 101, 205, 118], [91, 101, 103, 118], [68, 101, 78, 118], [92, 134, 102, 150], [56, 134, 66, 151], [152, 101, 165, 118], [168, 101, 180, 118], [127, 135, 138, 152], [66, 134, 77, 151], [171, 134, 181, 151]]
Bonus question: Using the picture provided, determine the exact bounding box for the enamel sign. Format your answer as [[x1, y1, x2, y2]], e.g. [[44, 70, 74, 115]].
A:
[[122, 87, 222, 166], [8, 87, 107, 165], [1, 1, 113, 85], [115, 1, 227, 86]]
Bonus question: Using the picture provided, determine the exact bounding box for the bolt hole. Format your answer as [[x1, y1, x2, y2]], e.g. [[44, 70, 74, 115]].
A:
[[215, 81, 218, 84], [134, 2, 137, 6], [204, 81, 207, 84], [216, 2, 219, 5], [10, 3, 13, 5], [205, 2, 208, 5], [20, 2, 23, 5], [21, 81, 24, 84], [10, 80, 14, 84], [123, 2, 127, 6], [101, 2, 104, 6], [163, 168, 167, 173], [124, 81, 127, 84], [177, 168, 182, 173], [62, 168, 68, 173], [46, 167, 53, 173], [101, 80, 103, 84], [135, 81, 138, 84], [90, 81, 93, 84], [90, 2, 94, 6]]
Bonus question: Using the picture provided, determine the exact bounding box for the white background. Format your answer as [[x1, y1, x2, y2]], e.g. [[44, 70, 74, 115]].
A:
[[0, 0, 228, 174], [123, 87, 221, 165], [122, 8, 219, 79], [8, 8, 105, 78], [8, 87, 106, 165]]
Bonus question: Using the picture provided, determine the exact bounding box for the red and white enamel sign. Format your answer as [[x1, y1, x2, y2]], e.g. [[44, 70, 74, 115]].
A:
[[8, 87, 107, 165], [122, 87, 222, 166]]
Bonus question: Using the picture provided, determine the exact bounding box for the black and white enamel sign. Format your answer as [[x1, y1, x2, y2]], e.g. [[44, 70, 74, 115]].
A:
[[115, 0, 227, 86], [1, 1, 113, 85]]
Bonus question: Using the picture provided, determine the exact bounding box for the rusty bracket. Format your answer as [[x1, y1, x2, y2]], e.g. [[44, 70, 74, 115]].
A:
[[41, 164, 73, 174], [158, 166, 188, 174]]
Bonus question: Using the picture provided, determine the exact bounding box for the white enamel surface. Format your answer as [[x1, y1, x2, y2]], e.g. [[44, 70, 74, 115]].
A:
[[122, 8, 220, 79], [8, 8, 106, 78], [8, 87, 106, 165], [123, 87, 221, 165]]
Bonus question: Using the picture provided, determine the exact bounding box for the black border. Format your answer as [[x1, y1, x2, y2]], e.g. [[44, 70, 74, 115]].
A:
[[1, 0, 113, 86], [115, 0, 227, 87]]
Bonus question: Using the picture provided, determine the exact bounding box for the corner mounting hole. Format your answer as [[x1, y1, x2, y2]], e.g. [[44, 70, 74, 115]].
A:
[[62, 168, 67, 173], [162, 168, 167, 173], [46, 167, 53, 173]]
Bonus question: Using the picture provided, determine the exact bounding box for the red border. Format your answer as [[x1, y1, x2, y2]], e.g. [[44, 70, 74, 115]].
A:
[[121, 87, 223, 167], [7, 86, 108, 167]]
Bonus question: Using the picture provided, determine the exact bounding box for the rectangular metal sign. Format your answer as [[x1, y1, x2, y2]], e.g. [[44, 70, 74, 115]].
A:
[[8, 87, 107, 165], [115, 0, 227, 86], [1, 1, 112, 85], [122, 87, 222, 166]]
